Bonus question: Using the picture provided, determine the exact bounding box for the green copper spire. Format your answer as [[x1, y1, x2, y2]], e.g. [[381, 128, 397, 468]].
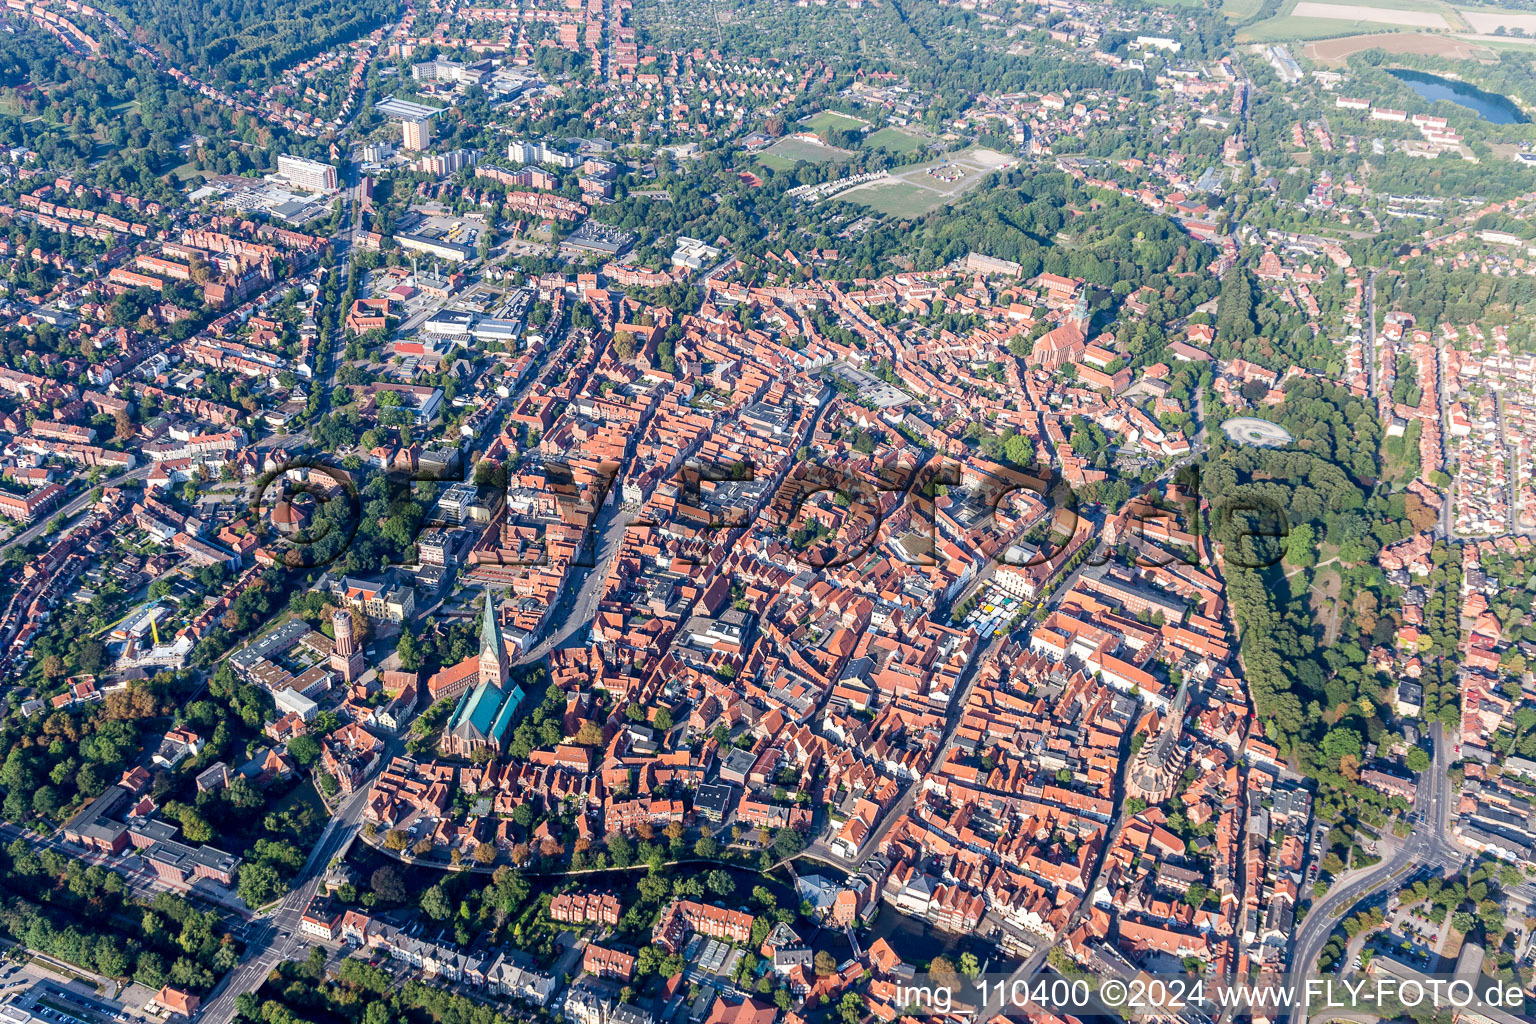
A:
[[481, 588, 501, 657]]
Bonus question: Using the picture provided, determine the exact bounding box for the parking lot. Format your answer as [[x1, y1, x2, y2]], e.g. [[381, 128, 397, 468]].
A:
[[3, 967, 152, 1024]]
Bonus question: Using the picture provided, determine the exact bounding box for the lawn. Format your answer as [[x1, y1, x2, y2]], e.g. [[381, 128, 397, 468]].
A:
[[166, 160, 211, 183], [755, 152, 800, 172], [864, 126, 925, 154], [839, 146, 1013, 217], [801, 109, 868, 134], [841, 180, 947, 217]]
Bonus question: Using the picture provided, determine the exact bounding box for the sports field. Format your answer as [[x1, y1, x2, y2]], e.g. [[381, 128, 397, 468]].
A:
[[756, 136, 855, 170], [801, 110, 868, 134], [864, 126, 925, 154]]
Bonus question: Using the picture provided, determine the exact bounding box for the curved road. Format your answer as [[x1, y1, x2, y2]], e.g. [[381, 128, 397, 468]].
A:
[[1286, 723, 1464, 1024]]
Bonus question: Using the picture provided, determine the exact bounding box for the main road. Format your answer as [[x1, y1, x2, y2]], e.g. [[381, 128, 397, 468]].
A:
[[1284, 723, 1464, 1024], [0, 464, 150, 555], [196, 779, 379, 1024]]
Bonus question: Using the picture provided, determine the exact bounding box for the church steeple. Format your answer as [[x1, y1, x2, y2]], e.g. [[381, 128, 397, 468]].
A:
[[1070, 289, 1091, 332], [479, 589, 508, 686]]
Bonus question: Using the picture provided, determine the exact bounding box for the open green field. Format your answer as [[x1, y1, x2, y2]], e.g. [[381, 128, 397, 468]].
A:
[[167, 160, 212, 182], [801, 109, 868, 134], [839, 146, 1015, 217], [864, 126, 925, 154], [848, 182, 946, 217], [1222, 0, 1265, 19], [755, 152, 800, 172]]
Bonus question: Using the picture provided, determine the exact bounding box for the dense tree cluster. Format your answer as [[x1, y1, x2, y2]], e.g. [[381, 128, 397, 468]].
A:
[[0, 841, 237, 990], [0, 679, 177, 824], [1203, 380, 1445, 793], [105, 0, 401, 83]]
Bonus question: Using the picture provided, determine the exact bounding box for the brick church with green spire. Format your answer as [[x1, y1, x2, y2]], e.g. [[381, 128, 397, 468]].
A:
[[440, 591, 524, 758]]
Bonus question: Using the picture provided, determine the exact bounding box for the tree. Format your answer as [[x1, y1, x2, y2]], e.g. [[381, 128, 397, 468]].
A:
[[772, 828, 805, 860], [1003, 433, 1034, 468], [608, 834, 633, 868], [1284, 523, 1317, 569], [31, 786, 61, 819], [1405, 747, 1431, 774], [237, 862, 285, 907], [814, 950, 838, 977], [706, 869, 735, 897], [384, 830, 409, 851], [371, 866, 407, 903], [420, 885, 452, 921], [473, 842, 498, 865], [930, 956, 960, 992], [397, 630, 422, 672], [287, 734, 322, 767]]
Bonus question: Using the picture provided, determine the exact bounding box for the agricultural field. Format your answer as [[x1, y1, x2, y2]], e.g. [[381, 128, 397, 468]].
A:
[[1457, 6, 1536, 33], [1303, 31, 1496, 61], [1292, 1, 1451, 28], [1222, 0, 1266, 21], [1240, 0, 1469, 40]]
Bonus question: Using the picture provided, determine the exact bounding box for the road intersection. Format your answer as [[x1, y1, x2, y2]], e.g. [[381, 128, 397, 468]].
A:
[[1284, 723, 1465, 1024]]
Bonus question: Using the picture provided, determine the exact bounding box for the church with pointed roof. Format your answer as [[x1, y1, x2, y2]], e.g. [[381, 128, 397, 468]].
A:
[[1028, 291, 1092, 370], [439, 593, 524, 759]]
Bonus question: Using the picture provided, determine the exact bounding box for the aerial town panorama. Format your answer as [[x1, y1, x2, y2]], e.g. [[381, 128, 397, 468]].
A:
[[2, 0, 1536, 1023]]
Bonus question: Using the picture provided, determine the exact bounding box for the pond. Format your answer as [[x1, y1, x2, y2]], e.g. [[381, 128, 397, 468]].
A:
[[1386, 69, 1528, 124]]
